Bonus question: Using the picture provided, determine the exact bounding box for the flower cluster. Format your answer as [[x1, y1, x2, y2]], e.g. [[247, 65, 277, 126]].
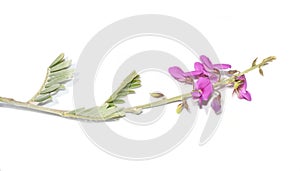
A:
[[168, 55, 251, 114]]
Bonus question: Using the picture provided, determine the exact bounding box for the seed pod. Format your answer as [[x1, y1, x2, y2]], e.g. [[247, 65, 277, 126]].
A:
[[150, 92, 165, 98], [176, 103, 183, 114]]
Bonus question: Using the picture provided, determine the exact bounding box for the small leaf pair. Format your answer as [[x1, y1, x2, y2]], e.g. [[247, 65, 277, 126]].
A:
[[252, 56, 276, 76]]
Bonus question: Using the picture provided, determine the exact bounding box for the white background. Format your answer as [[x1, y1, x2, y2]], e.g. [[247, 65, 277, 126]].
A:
[[0, 0, 299, 170]]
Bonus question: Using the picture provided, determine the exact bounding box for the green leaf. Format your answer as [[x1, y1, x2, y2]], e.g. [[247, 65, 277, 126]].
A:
[[121, 90, 135, 94], [50, 60, 72, 72], [69, 104, 126, 121], [78, 107, 101, 116], [105, 71, 142, 107], [28, 53, 74, 105], [103, 111, 125, 120], [40, 84, 61, 94], [49, 68, 74, 78], [46, 75, 72, 88], [50, 53, 64, 67], [129, 83, 141, 89], [34, 94, 52, 102], [117, 91, 130, 97], [113, 99, 125, 104], [131, 79, 141, 84]]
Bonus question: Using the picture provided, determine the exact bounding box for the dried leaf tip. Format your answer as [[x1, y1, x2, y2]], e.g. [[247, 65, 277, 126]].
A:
[[252, 57, 258, 67], [182, 100, 189, 111], [264, 56, 276, 63], [261, 56, 276, 66], [258, 56, 276, 76], [259, 68, 264, 76], [228, 70, 238, 75]]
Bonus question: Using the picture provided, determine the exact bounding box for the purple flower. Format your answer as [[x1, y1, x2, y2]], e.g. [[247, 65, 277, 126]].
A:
[[211, 94, 222, 114], [184, 62, 206, 78], [200, 55, 231, 83], [168, 55, 253, 114], [234, 75, 251, 101], [184, 55, 231, 83], [192, 77, 213, 106], [168, 66, 193, 84], [200, 55, 231, 70], [168, 66, 186, 81]]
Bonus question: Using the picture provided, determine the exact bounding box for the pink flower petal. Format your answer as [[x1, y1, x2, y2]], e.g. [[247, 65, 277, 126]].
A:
[[213, 64, 231, 69], [237, 90, 252, 101], [202, 83, 213, 100], [192, 91, 201, 98], [211, 96, 222, 114], [242, 91, 252, 101], [237, 75, 248, 91], [168, 66, 186, 81], [184, 71, 202, 77], [198, 98, 203, 107], [194, 62, 204, 72], [237, 75, 246, 82], [196, 77, 210, 90], [200, 55, 213, 69], [209, 74, 219, 83]]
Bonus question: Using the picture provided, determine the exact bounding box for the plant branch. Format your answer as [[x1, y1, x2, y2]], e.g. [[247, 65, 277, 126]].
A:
[[0, 96, 125, 121], [0, 96, 67, 116], [214, 56, 276, 87], [124, 93, 192, 114], [124, 56, 276, 114], [0, 55, 276, 120]]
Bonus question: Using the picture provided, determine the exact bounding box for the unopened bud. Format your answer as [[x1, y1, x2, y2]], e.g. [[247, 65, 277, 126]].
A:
[[150, 92, 165, 98]]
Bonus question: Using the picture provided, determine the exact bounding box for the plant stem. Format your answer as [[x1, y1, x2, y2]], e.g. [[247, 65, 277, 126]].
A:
[[0, 96, 122, 121], [124, 93, 192, 113], [214, 56, 276, 87], [0, 96, 67, 116]]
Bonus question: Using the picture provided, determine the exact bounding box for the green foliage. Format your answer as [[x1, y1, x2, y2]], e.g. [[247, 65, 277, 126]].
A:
[[28, 53, 74, 104], [105, 71, 141, 107], [68, 71, 142, 121], [68, 103, 125, 121]]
